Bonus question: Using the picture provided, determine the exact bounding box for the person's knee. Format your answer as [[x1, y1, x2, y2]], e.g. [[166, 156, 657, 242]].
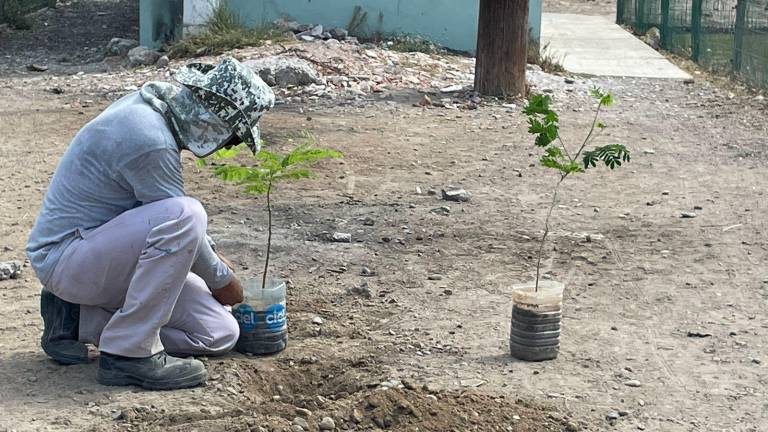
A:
[[210, 311, 240, 354], [165, 197, 207, 238]]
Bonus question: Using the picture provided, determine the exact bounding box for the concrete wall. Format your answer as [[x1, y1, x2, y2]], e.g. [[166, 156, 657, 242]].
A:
[[139, 0, 184, 48], [187, 0, 543, 53], [183, 0, 219, 36]]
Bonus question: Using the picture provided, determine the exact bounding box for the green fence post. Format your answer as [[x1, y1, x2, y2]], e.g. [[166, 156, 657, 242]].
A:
[[660, 0, 670, 49], [636, 0, 647, 32], [733, 0, 747, 73], [616, 0, 625, 25], [691, 0, 702, 62]]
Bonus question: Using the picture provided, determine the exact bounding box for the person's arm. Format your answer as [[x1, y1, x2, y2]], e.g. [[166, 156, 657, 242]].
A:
[[120, 149, 239, 301], [119, 148, 185, 204]]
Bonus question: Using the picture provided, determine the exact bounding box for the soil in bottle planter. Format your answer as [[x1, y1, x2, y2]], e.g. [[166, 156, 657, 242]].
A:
[[232, 279, 287, 355], [509, 281, 564, 362]]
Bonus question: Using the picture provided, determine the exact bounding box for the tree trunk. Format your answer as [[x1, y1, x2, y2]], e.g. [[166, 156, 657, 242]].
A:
[[475, 0, 529, 97]]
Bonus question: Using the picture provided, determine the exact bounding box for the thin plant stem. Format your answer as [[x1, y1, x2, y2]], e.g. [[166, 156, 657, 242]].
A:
[[573, 102, 604, 161], [261, 179, 273, 290], [535, 174, 567, 291]]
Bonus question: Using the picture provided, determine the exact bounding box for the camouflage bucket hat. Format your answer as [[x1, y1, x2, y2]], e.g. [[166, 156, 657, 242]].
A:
[[175, 57, 275, 155]]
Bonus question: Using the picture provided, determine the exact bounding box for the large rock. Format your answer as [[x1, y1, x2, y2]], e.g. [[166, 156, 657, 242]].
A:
[[273, 17, 302, 33], [128, 46, 161, 66], [106, 38, 139, 57], [329, 27, 349, 40], [644, 27, 661, 50], [243, 56, 321, 87], [0, 261, 22, 281], [296, 24, 324, 40]]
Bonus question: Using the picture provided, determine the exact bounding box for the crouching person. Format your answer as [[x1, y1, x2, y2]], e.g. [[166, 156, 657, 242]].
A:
[[26, 58, 275, 390]]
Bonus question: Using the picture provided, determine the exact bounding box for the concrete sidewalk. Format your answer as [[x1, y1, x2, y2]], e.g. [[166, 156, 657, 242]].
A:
[[541, 14, 693, 80]]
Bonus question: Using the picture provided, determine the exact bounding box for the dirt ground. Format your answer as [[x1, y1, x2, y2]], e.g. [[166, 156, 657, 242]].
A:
[[2, 1, 768, 432]]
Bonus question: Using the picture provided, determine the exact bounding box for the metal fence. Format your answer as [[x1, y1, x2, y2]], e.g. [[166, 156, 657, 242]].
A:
[[617, 0, 768, 87]]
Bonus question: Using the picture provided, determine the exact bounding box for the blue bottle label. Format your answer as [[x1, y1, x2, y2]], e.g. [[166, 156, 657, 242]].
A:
[[233, 304, 257, 332], [264, 303, 287, 332]]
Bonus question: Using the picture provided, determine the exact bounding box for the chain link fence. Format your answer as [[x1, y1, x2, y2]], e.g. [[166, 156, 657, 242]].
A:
[[617, 0, 768, 87]]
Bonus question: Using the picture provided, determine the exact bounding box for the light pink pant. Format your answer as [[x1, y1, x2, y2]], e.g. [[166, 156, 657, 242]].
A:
[[47, 197, 239, 358]]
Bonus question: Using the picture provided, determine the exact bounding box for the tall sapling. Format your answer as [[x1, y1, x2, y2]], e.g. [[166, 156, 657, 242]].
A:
[[524, 88, 630, 291], [199, 133, 342, 289]]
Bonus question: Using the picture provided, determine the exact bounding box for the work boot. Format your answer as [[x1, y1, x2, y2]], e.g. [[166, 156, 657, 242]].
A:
[[97, 351, 208, 390], [40, 289, 89, 365]]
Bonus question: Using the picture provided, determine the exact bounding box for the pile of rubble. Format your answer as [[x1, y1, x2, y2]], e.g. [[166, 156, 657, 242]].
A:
[[273, 18, 351, 43], [15, 25, 592, 110]]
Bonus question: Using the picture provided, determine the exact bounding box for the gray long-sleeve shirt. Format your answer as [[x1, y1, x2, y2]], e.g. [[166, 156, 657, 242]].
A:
[[27, 92, 230, 289]]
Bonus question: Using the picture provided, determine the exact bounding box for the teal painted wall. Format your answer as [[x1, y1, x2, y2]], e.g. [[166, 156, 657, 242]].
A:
[[139, 0, 183, 48], [226, 0, 542, 53]]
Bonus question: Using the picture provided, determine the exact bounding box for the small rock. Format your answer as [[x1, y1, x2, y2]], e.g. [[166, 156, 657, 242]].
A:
[[623, 380, 642, 387], [419, 94, 432, 106], [319, 417, 335, 430], [686, 330, 712, 338], [155, 55, 170, 68], [661, 190, 670, 195], [606, 411, 620, 421], [273, 18, 302, 32], [443, 289, 453, 295], [642, 148, 655, 154], [680, 212, 697, 219], [3, 246, 12, 252], [422, 383, 439, 393], [106, 37, 138, 56], [291, 426, 305, 432], [427, 188, 438, 195], [295, 407, 312, 418], [440, 84, 464, 93], [26, 64, 48, 72], [644, 27, 661, 49], [428, 274, 444, 281], [360, 266, 374, 276], [348, 282, 372, 298], [565, 421, 580, 432], [441, 188, 472, 202], [329, 27, 348, 40], [693, 205, 703, 210], [637, 424, 646, 430], [752, 358, 762, 364], [128, 46, 161, 66], [244, 57, 321, 87], [430, 206, 451, 216], [564, 77, 575, 84], [0, 261, 22, 281], [460, 379, 485, 387], [618, 410, 630, 417], [351, 408, 364, 423], [293, 417, 310, 429], [332, 232, 352, 243], [312, 316, 324, 325]]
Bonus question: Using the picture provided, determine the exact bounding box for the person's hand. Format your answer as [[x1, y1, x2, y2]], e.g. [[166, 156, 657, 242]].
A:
[[211, 251, 243, 305], [213, 275, 244, 306]]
